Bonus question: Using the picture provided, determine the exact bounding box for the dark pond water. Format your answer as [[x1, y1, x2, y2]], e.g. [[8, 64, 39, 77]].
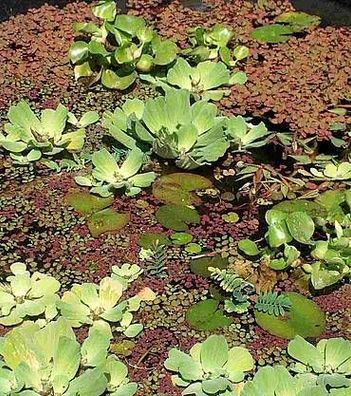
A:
[[1, 0, 351, 25]]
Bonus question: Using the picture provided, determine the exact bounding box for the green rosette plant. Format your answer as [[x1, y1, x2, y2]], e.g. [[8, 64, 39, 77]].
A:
[[0, 263, 60, 327], [184, 24, 249, 66], [239, 365, 329, 396], [164, 334, 254, 395], [141, 58, 247, 101], [0, 101, 99, 164], [103, 88, 268, 169], [0, 317, 137, 395], [75, 147, 156, 197], [58, 274, 155, 337], [69, 1, 178, 89], [287, 335, 351, 392]]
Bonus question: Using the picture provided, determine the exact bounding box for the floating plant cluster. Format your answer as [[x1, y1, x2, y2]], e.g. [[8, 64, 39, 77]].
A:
[[0, 0, 350, 395]]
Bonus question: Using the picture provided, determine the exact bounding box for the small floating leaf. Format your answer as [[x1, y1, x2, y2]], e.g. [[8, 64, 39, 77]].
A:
[[152, 173, 212, 206], [238, 239, 261, 256], [156, 204, 200, 231], [285, 212, 314, 244], [222, 212, 239, 223], [251, 24, 294, 43], [65, 189, 113, 216], [190, 255, 228, 277], [138, 233, 170, 249], [186, 299, 232, 331], [87, 208, 129, 237], [276, 11, 321, 31], [170, 232, 193, 245], [185, 243, 202, 254]]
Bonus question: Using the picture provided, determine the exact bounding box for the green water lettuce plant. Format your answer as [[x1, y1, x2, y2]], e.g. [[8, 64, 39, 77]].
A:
[[303, 221, 351, 289], [103, 88, 230, 169], [58, 275, 154, 337], [141, 58, 246, 101], [288, 336, 351, 392], [75, 147, 156, 197], [165, 334, 254, 395], [310, 162, 351, 180], [0, 262, 60, 326], [239, 365, 329, 396], [104, 88, 267, 169], [184, 24, 249, 66], [0, 101, 99, 164], [70, 3, 178, 89], [0, 317, 137, 395]]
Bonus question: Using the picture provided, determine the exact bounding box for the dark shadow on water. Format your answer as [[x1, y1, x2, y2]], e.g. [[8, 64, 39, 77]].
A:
[[1, 0, 351, 26]]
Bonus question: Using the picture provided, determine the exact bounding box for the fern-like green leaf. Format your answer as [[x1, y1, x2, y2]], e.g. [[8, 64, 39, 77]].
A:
[[146, 244, 168, 278], [255, 292, 292, 316], [208, 267, 244, 292]]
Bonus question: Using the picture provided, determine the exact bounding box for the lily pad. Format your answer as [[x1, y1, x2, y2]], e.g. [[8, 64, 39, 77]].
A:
[[138, 233, 170, 249], [190, 255, 228, 277], [251, 24, 294, 43], [186, 299, 232, 331], [254, 292, 325, 339], [87, 208, 130, 237], [185, 243, 202, 254], [65, 190, 113, 216], [152, 173, 212, 206], [276, 11, 321, 31], [156, 204, 200, 231]]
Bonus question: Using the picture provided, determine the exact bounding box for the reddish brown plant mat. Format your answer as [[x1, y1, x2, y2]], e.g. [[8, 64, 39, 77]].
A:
[[0, 1, 351, 395]]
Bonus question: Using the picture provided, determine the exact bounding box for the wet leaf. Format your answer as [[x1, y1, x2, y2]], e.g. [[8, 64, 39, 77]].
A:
[[65, 190, 113, 216], [87, 209, 129, 237], [152, 173, 212, 206], [156, 204, 200, 231], [251, 24, 294, 43], [190, 255, 228, 277], [255, 292, 325, 339]]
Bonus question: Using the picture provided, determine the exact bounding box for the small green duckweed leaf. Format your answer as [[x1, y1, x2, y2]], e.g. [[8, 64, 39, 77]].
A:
[[170, 232, 193, 245], [87, 209, 130, 237], [222, 212, 239, 223], [186, 299, 232, 331], [65, 190, 114, 216], [254, 292, 325, 339], [185, 243, 202, 254], [152, 173, 212, 206], [156, 204, 200, 231]]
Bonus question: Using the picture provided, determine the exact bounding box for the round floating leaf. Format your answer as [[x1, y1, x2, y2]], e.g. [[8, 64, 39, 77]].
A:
[[152, 173, 212, 206], [87, 209, 130, 237], [185, 243, 202, 254], [190, 255, 228, 278], [276, 11, 321, 31], [186, 299, 232, 331], [138, 233, 170, 249], [254, 292, 325, 339], [170, 232, 193, 245], [65, 190, 113, 216], [222, 212, 239, 223], [229, 71, 248, 85], [251, 24, 294, 43], [286, 212, 314, 244], [156, 204, 200, 231]]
